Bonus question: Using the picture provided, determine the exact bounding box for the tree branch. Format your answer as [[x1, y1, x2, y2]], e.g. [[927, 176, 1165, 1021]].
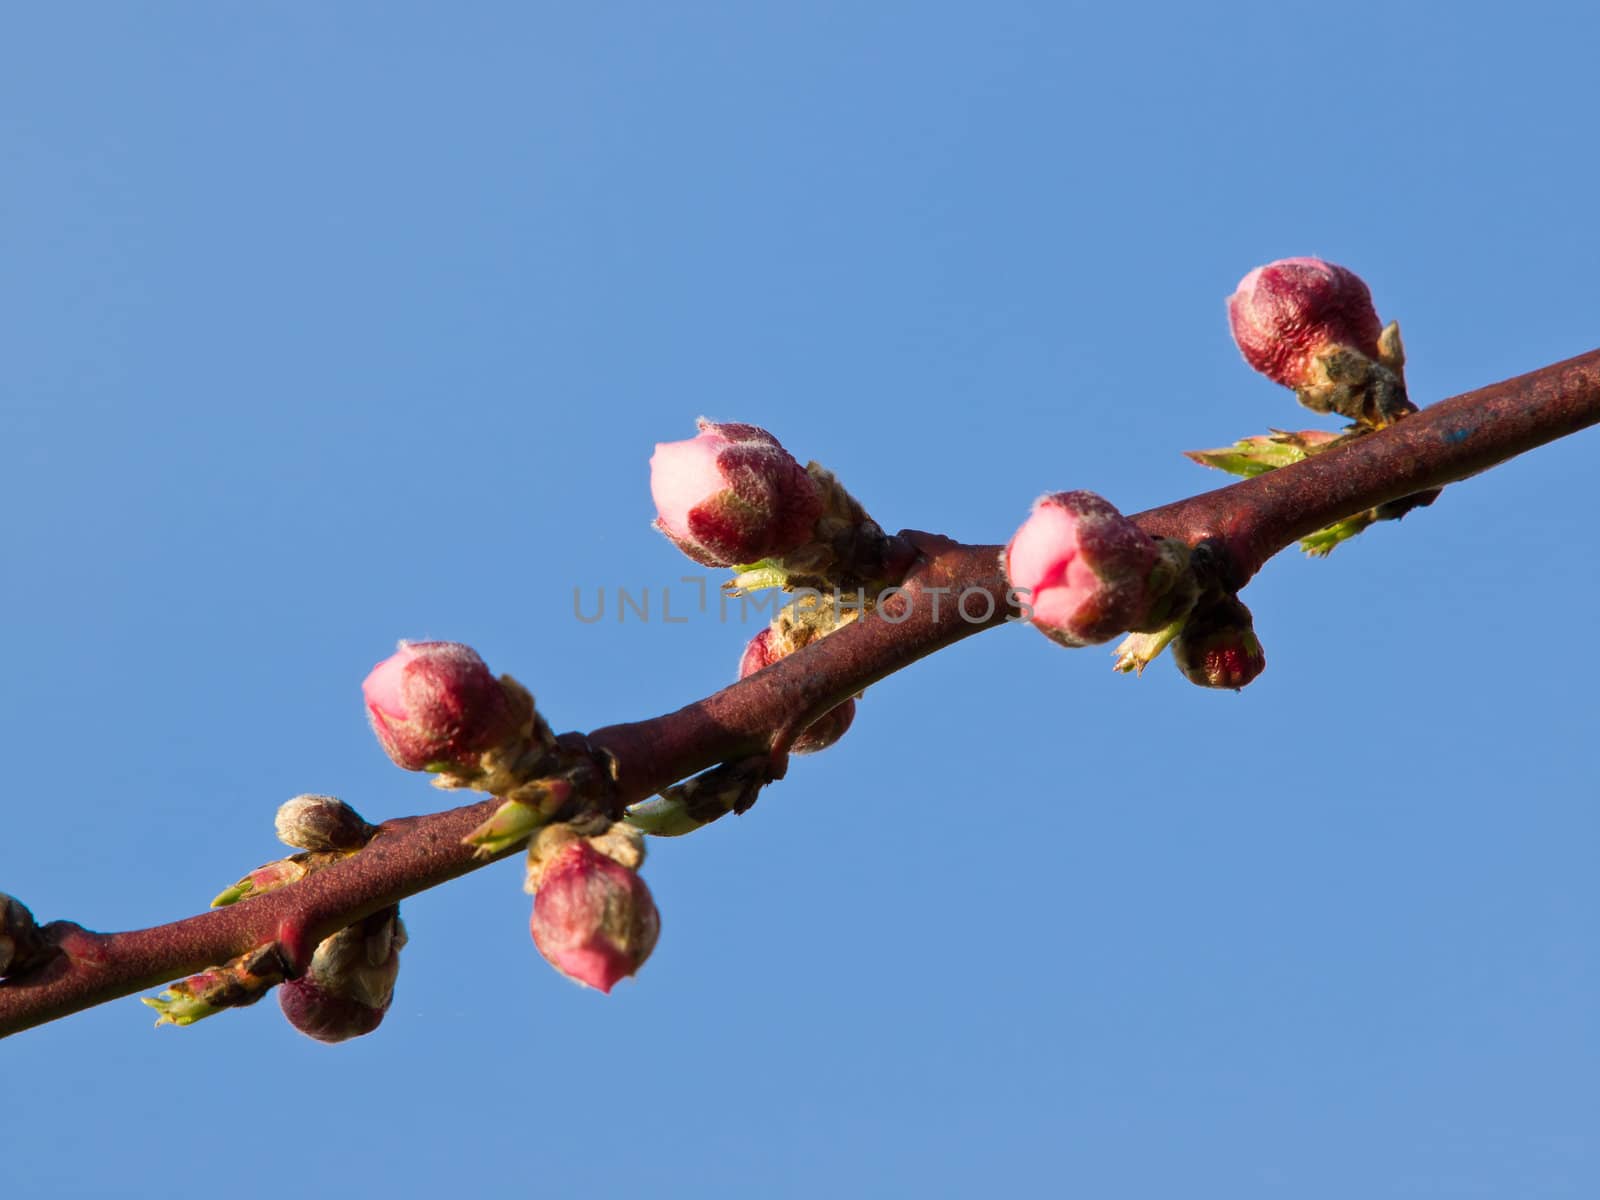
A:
[[4, 347, 1597, 1038], [1137, 348, 1600, 586]]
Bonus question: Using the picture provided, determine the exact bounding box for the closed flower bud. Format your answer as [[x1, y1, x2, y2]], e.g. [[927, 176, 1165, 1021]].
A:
[[738, 627, 856, 754], [278, 908, 406, 1043], [1227, 257, 1382, 390], [1227, 258, 1411, 427], [1170, 596, 1266, 690], [529, 841, 660, 994], [363, 641, 517, 772], [1004, 491, 1160, 647], [650, 419, 822, 567], [274, 794, 376, 852]]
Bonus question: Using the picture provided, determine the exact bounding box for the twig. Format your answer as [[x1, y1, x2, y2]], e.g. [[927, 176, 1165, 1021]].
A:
[[3, 347, 1596, 1038]]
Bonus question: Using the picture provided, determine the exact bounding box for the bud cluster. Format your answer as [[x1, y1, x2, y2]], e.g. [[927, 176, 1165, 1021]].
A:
[[337, 288, 1384, 1020]]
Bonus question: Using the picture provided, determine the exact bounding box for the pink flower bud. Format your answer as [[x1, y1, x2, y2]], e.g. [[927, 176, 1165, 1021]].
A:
[[1227, 257, 1383, 390], [529, 841, 660, 994], [1004, 491, 1159, 647], [362, 641, 516, 772], [1171, 596, 1266, 690], [279, 909, 406, 1043], [738, 627, 855, 754], [650, 419, 822, 567]]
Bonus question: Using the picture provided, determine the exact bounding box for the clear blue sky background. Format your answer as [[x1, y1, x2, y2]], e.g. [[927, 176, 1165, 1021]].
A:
[[3, 4, 1596, 1197]]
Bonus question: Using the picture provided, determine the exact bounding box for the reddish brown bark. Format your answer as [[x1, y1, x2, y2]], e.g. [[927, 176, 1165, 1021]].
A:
[[3, 347, 1597, 1038]]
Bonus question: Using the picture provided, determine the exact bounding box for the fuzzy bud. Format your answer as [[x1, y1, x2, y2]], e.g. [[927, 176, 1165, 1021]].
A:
[[278, 908, 406, 1043], [738, 627, 856, 753], [1170, 596, 1266, 690], [1227, 258, 1411, 426], [274, 794, 376, 852], [529, 840, 660, 994], [650, 419, 822, 567], [363, 641, 517, 772], [1004, 491, 1160, 647], [1227, 257, 1382, 389]]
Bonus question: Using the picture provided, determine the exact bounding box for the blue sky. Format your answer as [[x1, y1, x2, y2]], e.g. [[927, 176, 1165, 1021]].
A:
[[2, 4, 1596, 1197]]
